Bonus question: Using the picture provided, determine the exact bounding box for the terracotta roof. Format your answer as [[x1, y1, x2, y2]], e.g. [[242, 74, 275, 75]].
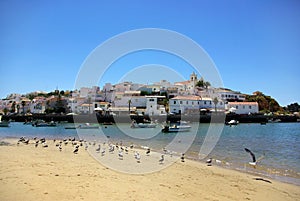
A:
[[171, 96, 202, 101], [174, 81, 191, 85]]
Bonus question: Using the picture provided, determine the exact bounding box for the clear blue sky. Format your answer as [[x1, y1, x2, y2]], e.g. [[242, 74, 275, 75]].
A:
[[1, 0, 299, 106]]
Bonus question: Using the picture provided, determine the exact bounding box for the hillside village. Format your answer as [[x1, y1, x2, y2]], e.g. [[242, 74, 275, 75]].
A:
[[0, 72, 281, 117]]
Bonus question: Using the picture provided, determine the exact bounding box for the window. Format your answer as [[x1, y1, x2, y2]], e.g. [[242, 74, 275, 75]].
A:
[[186, 101, 188, 104], [180, 101, 182, 104], [243, 106, 245, 109], [236, 106, 238, 109], [204, 101, 206, 105], [174, 101, 176, 104], [192, 101, 194, 105], [249, 106, 252, 109]]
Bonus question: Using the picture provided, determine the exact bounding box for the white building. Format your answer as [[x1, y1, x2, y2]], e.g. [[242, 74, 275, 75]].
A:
[[226, 102, 259, 114], [174, 72, 199, 95], [169, 95, 225, 114], [145, 96, 167, 116], [216, 88, 246, 102]]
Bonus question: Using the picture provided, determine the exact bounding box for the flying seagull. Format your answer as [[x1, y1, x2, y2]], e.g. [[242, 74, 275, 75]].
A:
[[244, 148, 264, 167]]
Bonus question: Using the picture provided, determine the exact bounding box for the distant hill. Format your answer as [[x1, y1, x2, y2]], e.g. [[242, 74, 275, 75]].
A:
[[245, 91, 282, 113]]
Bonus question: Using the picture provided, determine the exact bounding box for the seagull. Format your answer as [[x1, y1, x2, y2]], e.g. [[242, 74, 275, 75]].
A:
[[163, 147, 167, 154], [136, 152, 141, 163], [125, 147, 128, 154], [109, 145, 114, 153], [244, 148, 264, 167], [96, 145, 101, 152], [146, 148, 150, 156], [73, 147, 79, 154], [159, 155, 164, 164], [101, 148, 106, 156], [23, 139, 29, 145], [181, 153, 185, 162], [118, 150, 123, 160], [206, 158, 212, 166], [59, 145, 62, 152]]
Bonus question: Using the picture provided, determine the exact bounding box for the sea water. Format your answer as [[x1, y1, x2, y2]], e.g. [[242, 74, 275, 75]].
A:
[[1, 122, 299, 185]]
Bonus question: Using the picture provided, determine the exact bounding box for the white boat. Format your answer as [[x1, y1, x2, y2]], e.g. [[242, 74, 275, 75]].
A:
[[65, 123, 99, 129], [161, 121, 191, 132], [0, 115, 9, 127], [33, 120, 57, 127], [131, 120, 157, 128], [225, 119, 239, 126]]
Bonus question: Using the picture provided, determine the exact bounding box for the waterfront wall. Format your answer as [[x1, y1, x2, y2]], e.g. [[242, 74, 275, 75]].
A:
[[2, 113, 299, 123]]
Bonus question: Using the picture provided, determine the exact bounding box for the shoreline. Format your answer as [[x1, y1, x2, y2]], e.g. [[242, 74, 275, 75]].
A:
[[2, 136, 300, 186], [1, 137, 300, 201]]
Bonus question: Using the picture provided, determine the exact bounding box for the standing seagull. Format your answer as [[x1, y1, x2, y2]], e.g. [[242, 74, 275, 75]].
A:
[[96, 144, 101, 153], [136, 152, 141, 163], [73, 147, 79, 154], [244, 148, 264, 167], [118, 150, 123, 160], [181, 153, 185, 162], [206, 158, 212, 166], [146, 148, 150, 156], [159, 155, 164, 164]]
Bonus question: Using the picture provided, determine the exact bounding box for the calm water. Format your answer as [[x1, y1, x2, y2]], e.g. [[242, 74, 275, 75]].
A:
[[1, 122, 299, 185]]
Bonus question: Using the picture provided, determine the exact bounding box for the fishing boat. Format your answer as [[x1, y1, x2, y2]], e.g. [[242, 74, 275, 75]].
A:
[[161, 121, 191, 133], [0, 115, 9, 127], [65, 123, 99, 129], [225, 119, 239, 126], [33, 120, 57, 127], [130, 120, 157, 128]]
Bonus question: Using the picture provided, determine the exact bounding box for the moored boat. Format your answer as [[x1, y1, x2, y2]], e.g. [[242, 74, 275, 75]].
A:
[[33, 120, 57, 127], [225, 119, 239, 126], [131, 120, 157, 128], [161, 121, 191, 133], [65, 123, 99, 129], [0, 115, 9, 127]]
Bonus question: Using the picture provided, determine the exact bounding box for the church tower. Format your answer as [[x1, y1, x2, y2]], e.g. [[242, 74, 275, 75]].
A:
[[190, 72, 198, 89]]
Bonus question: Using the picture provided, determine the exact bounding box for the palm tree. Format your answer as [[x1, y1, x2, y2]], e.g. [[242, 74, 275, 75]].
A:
[[87, 96, 91, 114], [128, 99, 132, 114], [21, 101, 26, 115], [11, 101, 16, 113], [16, 104, 20, 114], [213, 97, 219, 112]]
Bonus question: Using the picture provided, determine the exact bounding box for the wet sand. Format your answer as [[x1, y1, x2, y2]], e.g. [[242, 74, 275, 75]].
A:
[[0, 138, 299, 201]]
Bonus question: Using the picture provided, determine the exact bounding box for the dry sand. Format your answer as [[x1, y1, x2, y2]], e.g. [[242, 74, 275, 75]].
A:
[[0, 138, 299, 201]]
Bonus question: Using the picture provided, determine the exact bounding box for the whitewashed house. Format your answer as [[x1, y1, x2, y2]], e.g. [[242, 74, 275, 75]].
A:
[[169, 95, 225, 114], [145, 96, 167, 116], [226, 102, 259, 114]]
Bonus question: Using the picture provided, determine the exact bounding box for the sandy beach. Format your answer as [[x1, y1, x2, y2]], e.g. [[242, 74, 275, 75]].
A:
[[0, 138, 299, 201]]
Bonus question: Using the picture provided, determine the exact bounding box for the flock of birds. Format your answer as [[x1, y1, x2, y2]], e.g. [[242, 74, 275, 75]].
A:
[[17, 137, 263, 167], [16, 136, 186, 165]]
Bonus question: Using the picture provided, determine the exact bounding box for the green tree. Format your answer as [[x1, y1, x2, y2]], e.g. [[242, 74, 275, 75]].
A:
[[3, 107, 8, 115], [196, 78, 211, 89]]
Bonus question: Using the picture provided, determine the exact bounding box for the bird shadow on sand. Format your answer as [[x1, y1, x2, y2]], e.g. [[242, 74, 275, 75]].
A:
[[253, 177, 272, 184]]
